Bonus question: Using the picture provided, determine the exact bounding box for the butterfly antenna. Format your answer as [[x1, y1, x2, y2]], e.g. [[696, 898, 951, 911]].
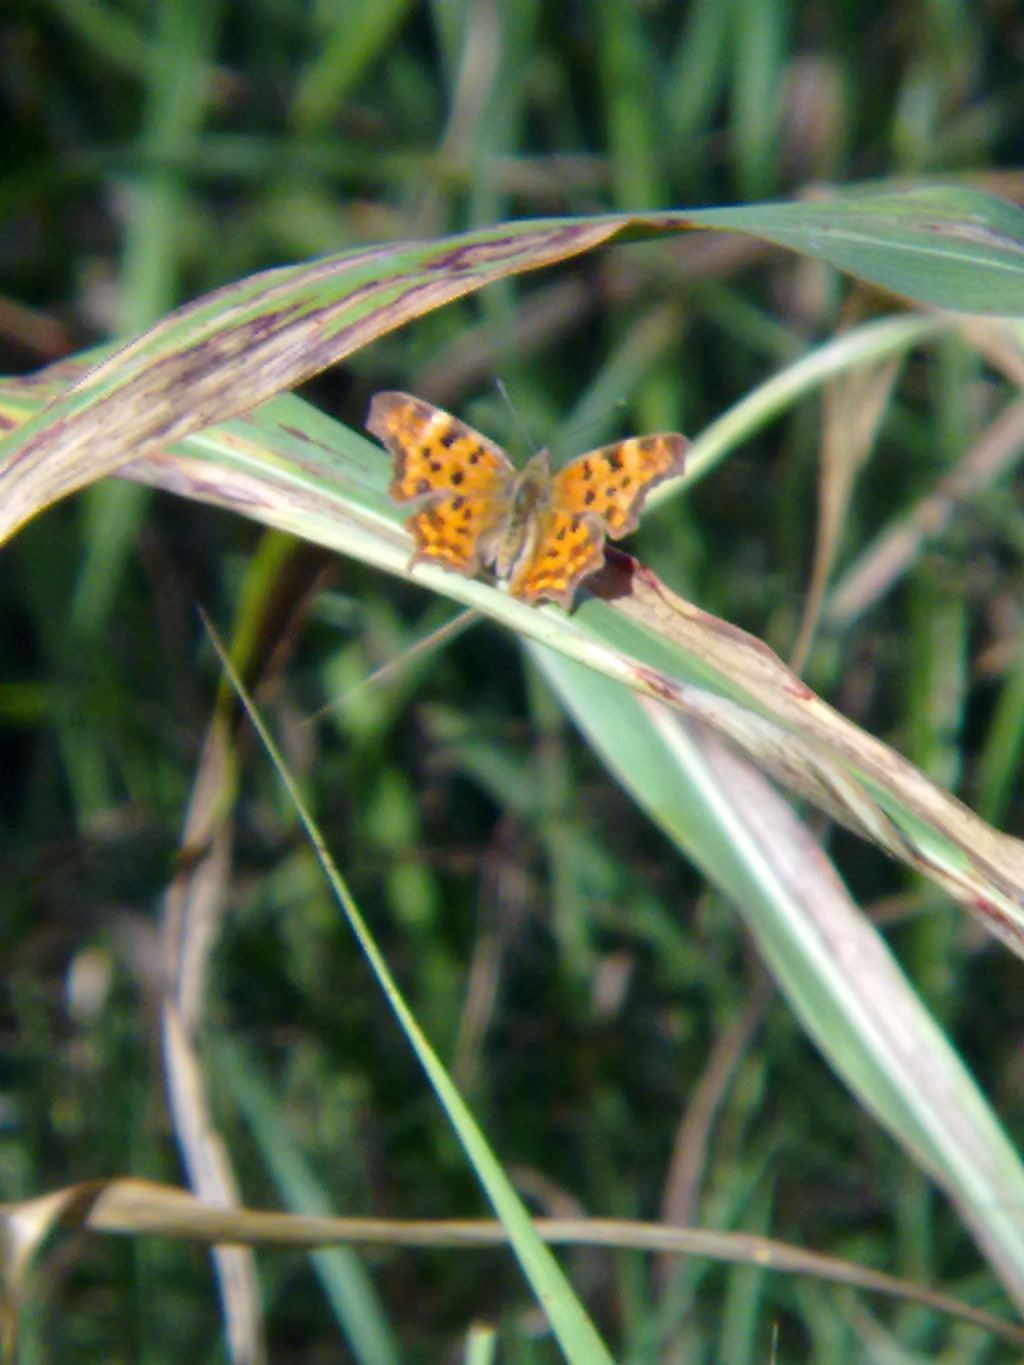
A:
[[495, 379, 541, 454], [558, 395, 631, 452]]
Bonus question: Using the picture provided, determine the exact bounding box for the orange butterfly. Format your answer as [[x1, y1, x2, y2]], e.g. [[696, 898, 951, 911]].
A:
[[367, 391, 687, 609]]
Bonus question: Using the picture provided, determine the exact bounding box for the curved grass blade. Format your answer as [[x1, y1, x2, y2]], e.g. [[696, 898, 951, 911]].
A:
[[531, 644, 1024, 1311], [3, 185, 1024, 543], [0, 219, 624, 544], [5, 1178, 1023, 1346]]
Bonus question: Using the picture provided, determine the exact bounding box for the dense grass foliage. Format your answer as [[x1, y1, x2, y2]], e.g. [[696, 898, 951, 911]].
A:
[[3, 3, 1024, 1362]]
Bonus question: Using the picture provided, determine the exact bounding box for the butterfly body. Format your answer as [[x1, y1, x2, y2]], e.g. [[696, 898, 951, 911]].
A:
[[476, 448, 558, 581], [367, 391, 686, 609]]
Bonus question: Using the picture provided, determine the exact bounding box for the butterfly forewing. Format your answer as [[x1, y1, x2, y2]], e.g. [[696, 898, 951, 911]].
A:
[[550, 434, 687, 537], [367, 392, 514, 502], [367, 392, 517, 576]]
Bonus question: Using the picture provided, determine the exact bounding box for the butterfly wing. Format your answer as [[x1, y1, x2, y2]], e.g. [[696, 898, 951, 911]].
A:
[[549, 434, 687, 538], [508, 433, 687, 607], [367, 391, 515, 575], [506, 506, 606, 609]]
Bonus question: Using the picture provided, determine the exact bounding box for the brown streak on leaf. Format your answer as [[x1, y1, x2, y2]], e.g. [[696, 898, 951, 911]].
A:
[[0, 222, 623, 543], [426, 223, 608, 272]]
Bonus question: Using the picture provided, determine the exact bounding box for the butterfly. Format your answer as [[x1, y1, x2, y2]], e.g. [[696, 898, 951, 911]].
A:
[[366, 392, 687, 609]]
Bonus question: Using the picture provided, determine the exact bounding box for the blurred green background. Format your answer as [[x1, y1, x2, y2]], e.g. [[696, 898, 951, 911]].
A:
[[3, 1, 1024, 1360]]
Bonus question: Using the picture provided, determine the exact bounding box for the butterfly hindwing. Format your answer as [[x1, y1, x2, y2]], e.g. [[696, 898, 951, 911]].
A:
[[507, 507, 606, 609], [404, 495, 507, 575]]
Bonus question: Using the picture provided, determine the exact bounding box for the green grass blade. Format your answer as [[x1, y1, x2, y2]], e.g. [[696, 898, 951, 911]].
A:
[[682, 186, 1024, 313], [217, 1039, 402, 1365], [531, 644, 1024, 1309], [205, 623, 615, 1364]]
